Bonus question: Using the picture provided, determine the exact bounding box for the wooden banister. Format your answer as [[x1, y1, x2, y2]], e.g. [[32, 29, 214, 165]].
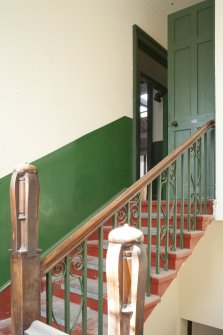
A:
[[40, 119, 215, 276], [10, 164, 41, 335], [106, 224, 147, 334]]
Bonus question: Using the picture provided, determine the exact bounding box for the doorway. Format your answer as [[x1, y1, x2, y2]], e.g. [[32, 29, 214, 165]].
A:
[[133, 25, 168, 181], [139, 75, 167, 178]]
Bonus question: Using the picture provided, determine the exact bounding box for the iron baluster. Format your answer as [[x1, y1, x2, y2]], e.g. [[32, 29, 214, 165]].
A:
[[180, 154, 184, 249], [113, 213, 117, 229], [164, 167, 170, 270], [50, 260, 66, 332], [173, 161, 177, 251], [64, 256, 71, 334], [127, 202, 131, 225], [82, 240, 88, 335], [98, 226, 104, 335], [156, 175, 162, 274], [146, 183, 152, 296], [198, 138, 202, 215], [169, 161, 177, 251], [137, 192, 142, 229], [160, 168, 169, 271], [193, 142, 197, 230], [204, 132, 208, 214], [187, 148, 191, 231], [46, 272, 53, 326], [69, 244, 85, 333], [130, 193, 142, 228]]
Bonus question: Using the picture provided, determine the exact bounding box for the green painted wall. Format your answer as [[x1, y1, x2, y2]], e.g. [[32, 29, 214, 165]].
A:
[[0, 117, 133, 287]]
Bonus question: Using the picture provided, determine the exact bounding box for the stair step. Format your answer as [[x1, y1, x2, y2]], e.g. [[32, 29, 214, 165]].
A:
[[144, 294, 161, 318], [141, 226, 205, 249], [150, 247, 192, 270], [150, 268, 177, 296], [70, 244, 192, 284], [141, 199, 214, 215], [0, 296, 161, 334], [87, 227, 203, 257], [41, 292, 108, 334], [52, 278, 107, 314], [50, 265, 177, 312], [0, 318, 11, 335], [0, 285, 11, 321], [141, 213, 213, 230]]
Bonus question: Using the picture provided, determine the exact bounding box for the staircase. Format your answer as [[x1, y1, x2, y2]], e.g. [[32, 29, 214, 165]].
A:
[[39, 200, 214, 334], [0, 200, 214, 335], [0, 120, 215, 335]]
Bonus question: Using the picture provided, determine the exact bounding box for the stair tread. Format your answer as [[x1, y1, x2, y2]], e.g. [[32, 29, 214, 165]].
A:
[[62, 278, 107, 300], [96, 226, 206, 238], [0, 318, 11, 334], [86, 247, 192, 272], [87, 255, 105, 270], [141, 212, 214, 219], [144, 294, 161, 305], [88, 236, 200, 251], [55, 267, 176, 298], [140, 226, 205, 236], [41, 292, 108, 332], [150, 267, 177, 279]]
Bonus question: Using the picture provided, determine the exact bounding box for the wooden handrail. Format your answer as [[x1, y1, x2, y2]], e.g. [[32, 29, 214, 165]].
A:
[[40, 119, 215, 276]]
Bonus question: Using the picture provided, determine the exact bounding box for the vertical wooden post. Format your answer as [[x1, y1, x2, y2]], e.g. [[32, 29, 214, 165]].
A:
[[106, 224, 147, 335], [10, 164, 41, 335]]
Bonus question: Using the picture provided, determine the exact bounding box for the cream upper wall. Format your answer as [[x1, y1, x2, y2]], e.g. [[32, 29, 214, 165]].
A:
[[144, 221, 223, 335], [0, 0, 167, 177], [215, 0, 223, 219], [144, 278, 180, 335], [179, 221, 223, 330]]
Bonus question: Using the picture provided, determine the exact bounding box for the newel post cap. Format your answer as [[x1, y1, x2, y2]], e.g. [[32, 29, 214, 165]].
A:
[[13, 163, 38, 174], [108, 224, 144, 244]]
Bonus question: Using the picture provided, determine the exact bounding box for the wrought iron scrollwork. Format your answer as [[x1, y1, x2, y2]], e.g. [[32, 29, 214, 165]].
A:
[[159, 163, 177, 253], [190, 139, 202, 221], [130, 193, 141, 227], [116, 204, 128, 225], [115, 192, 142, 227], [47, 243, 86, 334]]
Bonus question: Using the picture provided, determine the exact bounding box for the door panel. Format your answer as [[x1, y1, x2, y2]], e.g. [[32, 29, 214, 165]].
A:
[[168, 0, 214, 147], [174, 15, 191, 43], [197, 5, 214, 36], [174, 47, 191, 118], [197, 40, 214, 115], [168, 0, 215, 198]]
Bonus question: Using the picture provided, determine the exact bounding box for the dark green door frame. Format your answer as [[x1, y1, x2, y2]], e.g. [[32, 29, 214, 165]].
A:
[[133, 25, 168, 181]]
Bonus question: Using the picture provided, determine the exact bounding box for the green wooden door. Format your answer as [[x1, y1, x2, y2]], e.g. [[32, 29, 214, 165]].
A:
[[168, 0, 215, 197]]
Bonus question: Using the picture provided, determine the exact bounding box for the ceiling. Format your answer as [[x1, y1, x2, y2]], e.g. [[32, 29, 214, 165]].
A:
[[146, 0, 205, 17]]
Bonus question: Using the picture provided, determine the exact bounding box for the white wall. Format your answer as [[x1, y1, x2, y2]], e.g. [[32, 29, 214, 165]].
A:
[[215, 0, 223, 219], [0, 0, 167, 177], [144, 221, 223, 335], [179, 221, 223, 330], [144, 278, 180, 335]]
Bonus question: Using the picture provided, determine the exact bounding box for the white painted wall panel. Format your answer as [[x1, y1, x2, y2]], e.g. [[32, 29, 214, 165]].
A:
[[0, 0, 167, 177]]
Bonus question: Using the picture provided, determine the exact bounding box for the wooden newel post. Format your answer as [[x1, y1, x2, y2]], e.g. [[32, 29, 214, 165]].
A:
[[10, 163, 41, 335], [106, 224, 147, 335]]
